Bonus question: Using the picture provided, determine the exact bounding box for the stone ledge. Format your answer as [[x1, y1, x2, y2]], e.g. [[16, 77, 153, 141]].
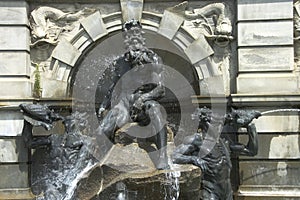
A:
[[231, 94, 300, 106], [0, 99, 34, 109], [0, 98, 72, 109], [191, 95, 229, 105], [0, 188, 35, 200], [238, 185, 300, 198]]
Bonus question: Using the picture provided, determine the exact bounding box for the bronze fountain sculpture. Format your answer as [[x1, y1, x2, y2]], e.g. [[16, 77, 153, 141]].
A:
[[96, 19, 169, 169], [172, 107, 261, 200]]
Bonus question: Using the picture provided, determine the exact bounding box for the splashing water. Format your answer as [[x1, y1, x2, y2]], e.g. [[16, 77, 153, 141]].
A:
[[63, 161, 98, 200], [261, 108, 300, 115], [32, 130, 99, 200]]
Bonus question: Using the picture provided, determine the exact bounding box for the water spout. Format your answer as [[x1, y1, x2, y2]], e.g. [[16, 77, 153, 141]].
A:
[[261, 109, 300, 115]]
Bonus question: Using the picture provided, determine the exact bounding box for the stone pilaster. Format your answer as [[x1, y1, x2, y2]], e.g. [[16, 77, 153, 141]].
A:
[[0, 1, 34, 199]]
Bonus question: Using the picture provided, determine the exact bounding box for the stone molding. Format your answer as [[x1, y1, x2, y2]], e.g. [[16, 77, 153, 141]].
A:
[[238, 185, 300, 198], [231, 94, 300, 106]]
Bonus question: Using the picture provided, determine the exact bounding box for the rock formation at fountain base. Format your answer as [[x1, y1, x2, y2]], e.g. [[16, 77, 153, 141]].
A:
[[73, 143, 202, 200]]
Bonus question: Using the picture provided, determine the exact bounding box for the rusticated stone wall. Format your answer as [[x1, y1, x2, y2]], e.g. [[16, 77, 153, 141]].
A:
[[233, 1, 300, 199]]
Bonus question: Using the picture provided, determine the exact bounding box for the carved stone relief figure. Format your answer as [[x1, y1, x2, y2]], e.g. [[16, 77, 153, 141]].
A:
[[182, 2, 234, 94], [183, 3, 233, 46], [29, 6, 95, 70], [30, 6, 95, 46], [29, 6, 96, 98]]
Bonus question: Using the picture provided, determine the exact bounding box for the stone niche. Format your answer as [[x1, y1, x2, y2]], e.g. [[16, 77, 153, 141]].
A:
[[28, 0, 236, 99]]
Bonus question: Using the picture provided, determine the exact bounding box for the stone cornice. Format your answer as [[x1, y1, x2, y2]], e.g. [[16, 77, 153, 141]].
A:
[[231, 94, 300, 107], [191, 94, 300, 107], [0, 98, 72, 110]]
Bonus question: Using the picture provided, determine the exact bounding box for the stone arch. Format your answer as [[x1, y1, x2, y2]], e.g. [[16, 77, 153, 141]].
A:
[[47, 9, 217, 98]]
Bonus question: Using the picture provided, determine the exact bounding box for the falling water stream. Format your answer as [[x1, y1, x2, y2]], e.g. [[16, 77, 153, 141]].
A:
[[164, 170, 181, 200], [162, 159, 181, 200]]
